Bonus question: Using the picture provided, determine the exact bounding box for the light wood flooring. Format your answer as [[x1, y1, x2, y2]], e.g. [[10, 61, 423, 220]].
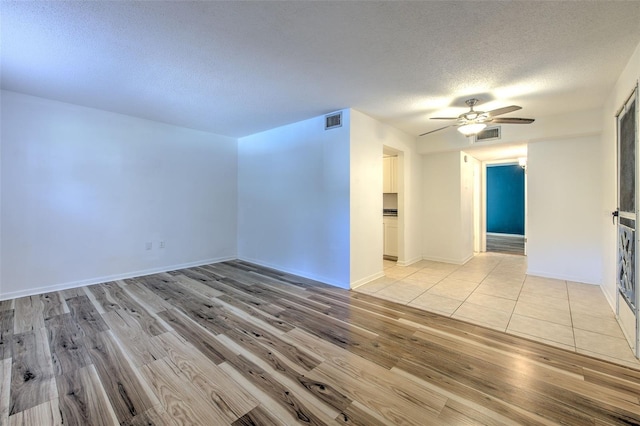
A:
[[1, 260, 640, 425]]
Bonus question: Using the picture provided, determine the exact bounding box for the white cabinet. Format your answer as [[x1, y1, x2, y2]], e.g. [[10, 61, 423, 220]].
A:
[[383, 156, 398, 193], [383, 216, 398, 257]]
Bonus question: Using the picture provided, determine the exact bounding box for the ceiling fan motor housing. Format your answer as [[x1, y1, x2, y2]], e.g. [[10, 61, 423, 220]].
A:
[[461, 99, 488, 123]]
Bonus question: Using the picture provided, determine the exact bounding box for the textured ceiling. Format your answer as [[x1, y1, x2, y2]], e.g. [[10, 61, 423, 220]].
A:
[[2, 1, 640, 138]]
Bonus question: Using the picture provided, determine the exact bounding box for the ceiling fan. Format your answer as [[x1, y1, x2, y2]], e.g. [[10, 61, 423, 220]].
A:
[[420, 98, 535, 136]]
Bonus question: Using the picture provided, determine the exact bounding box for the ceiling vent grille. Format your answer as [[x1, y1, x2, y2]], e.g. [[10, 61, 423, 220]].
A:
[[325, 112, 342, 130], [474, 126, 501, 142]]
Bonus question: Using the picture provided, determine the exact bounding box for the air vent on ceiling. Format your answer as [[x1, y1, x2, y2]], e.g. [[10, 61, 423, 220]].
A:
[[474, 126, 501, 142], [325, 112, 342, 130]]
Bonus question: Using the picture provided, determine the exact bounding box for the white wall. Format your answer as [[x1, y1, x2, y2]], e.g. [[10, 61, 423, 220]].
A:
[[527, 135, 602, 284], [0, 90, 238, 299], [237, 111, 351, 288], [349, 110, 383, 286], [422, 151, 473, 264], [349, 109, 421, 286]]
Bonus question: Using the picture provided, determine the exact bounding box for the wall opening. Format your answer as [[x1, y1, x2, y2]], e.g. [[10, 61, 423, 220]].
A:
[[485, 162, 526, 255], [382, 146, 403, 264]]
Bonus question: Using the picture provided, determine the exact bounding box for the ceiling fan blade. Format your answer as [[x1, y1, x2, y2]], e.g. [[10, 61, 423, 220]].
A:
[[430, 116, 459, 120], [486, 105, 521, 117], [490, 117, 535, 124], [419, 124, 454, 136]]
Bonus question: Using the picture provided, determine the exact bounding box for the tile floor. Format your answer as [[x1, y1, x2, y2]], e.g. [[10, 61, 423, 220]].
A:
[[355, 252, 640, 369]]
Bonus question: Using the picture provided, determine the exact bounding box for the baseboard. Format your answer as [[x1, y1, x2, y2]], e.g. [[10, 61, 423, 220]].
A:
[[0, 256, 236, 301], [237, 256, 348, 289], [601, 284, 617, 312], [597, 283, 619, 326], [350, 271, 385, 289], [616, 296, 638, 356], [422, 254, 473, 265], [396, 256, 423, 267], [526, 269, 600, 285]]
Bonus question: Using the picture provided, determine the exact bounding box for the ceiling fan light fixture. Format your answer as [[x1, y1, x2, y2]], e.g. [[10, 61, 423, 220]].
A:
[[457, 123, 487, 136]]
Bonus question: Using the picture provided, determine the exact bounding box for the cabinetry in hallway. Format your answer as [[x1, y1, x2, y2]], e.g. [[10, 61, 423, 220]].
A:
[[383, 215, 398, 259], [383, 156, 398, 193]]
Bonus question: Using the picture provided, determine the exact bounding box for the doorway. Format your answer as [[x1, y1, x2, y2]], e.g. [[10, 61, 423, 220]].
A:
[[485, 162, 526, 255], [382, 146, 403, 264]]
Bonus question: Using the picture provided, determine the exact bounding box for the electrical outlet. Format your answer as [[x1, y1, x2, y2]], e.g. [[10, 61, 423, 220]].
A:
[[159, 241, 165, 249], [145, 242, 152, 250]]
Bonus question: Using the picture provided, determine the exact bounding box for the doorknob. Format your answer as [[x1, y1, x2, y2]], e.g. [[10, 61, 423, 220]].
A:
[[612, 209, 619, 225]]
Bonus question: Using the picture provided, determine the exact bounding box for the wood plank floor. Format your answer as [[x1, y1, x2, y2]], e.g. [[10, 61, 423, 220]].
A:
[[1, 260, 640, 425], [486, 233, 525, 255]]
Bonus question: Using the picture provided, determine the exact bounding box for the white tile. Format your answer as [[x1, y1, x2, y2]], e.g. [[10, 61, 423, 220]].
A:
[[576, 349, 640, 370], [383, 260, 397, 269], [524, 275, 567, 287], [374, 283, 428, 304], [508, 330, 576, 352], [465, 292, 516, 313], [394, 277, 438, 290], [427, 262, 460, 272], [513, 300, 572, 326], [453, 302, 511, 331], [481, 275, 525, 287], [487, 270, 525, 281], [517, 292, 569, 311], [566, 281, 602, 296], [407, 271, 446, 284], [573, 329, 638, 363], [427, 278, 480, 301], [507, 314, 575, 347], [409, 293, 463, 315], [354, 277, 395, 294], [474, 282, 522, 300], [520, 281, 568, 300], [447, 270, 488, 283], [569, 296, 615, 318], [385, 266, 421, 279], [407, 260, 434, 269], [571, 312, 626, 338]]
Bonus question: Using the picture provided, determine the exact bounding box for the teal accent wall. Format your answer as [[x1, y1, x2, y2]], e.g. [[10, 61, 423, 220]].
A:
[[487, 164, 525, 235]]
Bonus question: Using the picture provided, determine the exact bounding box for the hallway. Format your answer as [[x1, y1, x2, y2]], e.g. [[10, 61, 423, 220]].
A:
[[355, 253, 640, 369]]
